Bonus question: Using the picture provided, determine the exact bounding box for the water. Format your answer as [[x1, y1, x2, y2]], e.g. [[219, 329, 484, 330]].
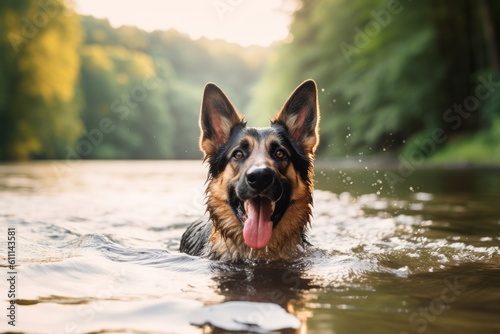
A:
[[1, 160, 499, 333]]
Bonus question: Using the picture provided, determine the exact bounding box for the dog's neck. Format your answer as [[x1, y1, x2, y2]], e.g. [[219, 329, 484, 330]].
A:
[[207, 224, 309, 262]]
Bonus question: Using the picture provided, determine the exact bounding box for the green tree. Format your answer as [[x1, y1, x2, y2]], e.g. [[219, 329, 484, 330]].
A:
[[249, 0, 500, 162], [0, 0, 82, 160]]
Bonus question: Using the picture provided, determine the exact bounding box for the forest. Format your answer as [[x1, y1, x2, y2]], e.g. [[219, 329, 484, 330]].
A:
[[1, 0, 499, 164]]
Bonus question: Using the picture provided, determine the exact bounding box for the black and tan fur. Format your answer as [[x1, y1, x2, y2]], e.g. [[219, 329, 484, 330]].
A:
[[180, 80, 320, 262]]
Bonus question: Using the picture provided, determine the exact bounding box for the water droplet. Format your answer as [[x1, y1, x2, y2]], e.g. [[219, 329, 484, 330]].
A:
[[321, 88, 325, 92], [347, 101, 351, 105], [409, 186, 414, 192]]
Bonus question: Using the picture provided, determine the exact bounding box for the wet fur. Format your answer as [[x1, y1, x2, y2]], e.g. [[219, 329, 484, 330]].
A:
[[180, 80, 319, 262]]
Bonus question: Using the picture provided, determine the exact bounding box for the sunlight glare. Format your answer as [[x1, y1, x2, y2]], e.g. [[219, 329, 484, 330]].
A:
[[74, 0, 296, 46]]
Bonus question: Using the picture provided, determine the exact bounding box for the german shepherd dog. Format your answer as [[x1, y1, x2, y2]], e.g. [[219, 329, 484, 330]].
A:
[[180, 80, 319, 262]]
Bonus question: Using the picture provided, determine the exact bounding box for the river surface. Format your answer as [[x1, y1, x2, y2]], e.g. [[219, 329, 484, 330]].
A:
[[0, 160, 499, 333]]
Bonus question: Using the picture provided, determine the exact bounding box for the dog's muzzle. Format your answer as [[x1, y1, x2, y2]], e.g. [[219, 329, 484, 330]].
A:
[[234, 166, 282, 249]]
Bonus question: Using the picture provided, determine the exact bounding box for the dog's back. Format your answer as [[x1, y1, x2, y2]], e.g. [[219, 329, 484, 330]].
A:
[[179, 219, 211, 256]]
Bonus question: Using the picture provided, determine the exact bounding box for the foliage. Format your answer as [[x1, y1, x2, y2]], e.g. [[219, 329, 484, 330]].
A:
[[1, 0, 499, 164], [430, 69, 500, 165], [430, 118, 500, 164], [79, 45, 175, 159], [248, 0, 500, 164], [81, 16, 268, 113], [0, 2, 268, 160], [0, 0, 82, 160]]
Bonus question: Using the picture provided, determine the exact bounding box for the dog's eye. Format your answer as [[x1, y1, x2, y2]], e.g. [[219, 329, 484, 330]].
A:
[[274, 149, 287, 160], [232, 150, 244, 160]]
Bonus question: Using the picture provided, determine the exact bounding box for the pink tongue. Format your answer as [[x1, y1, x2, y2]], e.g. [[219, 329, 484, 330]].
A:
[[242, 198, 273, 249]]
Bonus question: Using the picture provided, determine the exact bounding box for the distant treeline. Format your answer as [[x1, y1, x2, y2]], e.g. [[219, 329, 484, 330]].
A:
[[1, 0, 499, 163]]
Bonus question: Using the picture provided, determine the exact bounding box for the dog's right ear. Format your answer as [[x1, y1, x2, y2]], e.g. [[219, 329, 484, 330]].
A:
[[199, 83, 244, 157]]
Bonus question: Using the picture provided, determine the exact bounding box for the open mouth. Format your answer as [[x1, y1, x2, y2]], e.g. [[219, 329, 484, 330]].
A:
[[238, 197, 276, 250]]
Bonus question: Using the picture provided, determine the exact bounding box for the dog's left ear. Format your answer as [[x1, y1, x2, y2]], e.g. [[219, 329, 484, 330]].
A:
[[272, 79, 320, 155], [199, 83, 244, 157]]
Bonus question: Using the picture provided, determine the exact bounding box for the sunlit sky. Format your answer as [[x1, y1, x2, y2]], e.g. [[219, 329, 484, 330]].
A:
[[73, 0, 296, 46]]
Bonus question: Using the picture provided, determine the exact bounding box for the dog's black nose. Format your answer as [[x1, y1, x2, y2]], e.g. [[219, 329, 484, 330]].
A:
[[246, 167, 274, 191]]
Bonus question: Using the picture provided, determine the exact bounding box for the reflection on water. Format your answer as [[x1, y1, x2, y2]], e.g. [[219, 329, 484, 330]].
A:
[[0, 161, 499, 333]]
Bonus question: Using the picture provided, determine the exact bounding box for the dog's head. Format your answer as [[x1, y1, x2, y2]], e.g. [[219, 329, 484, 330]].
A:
[[199, 80, 319, 254]]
